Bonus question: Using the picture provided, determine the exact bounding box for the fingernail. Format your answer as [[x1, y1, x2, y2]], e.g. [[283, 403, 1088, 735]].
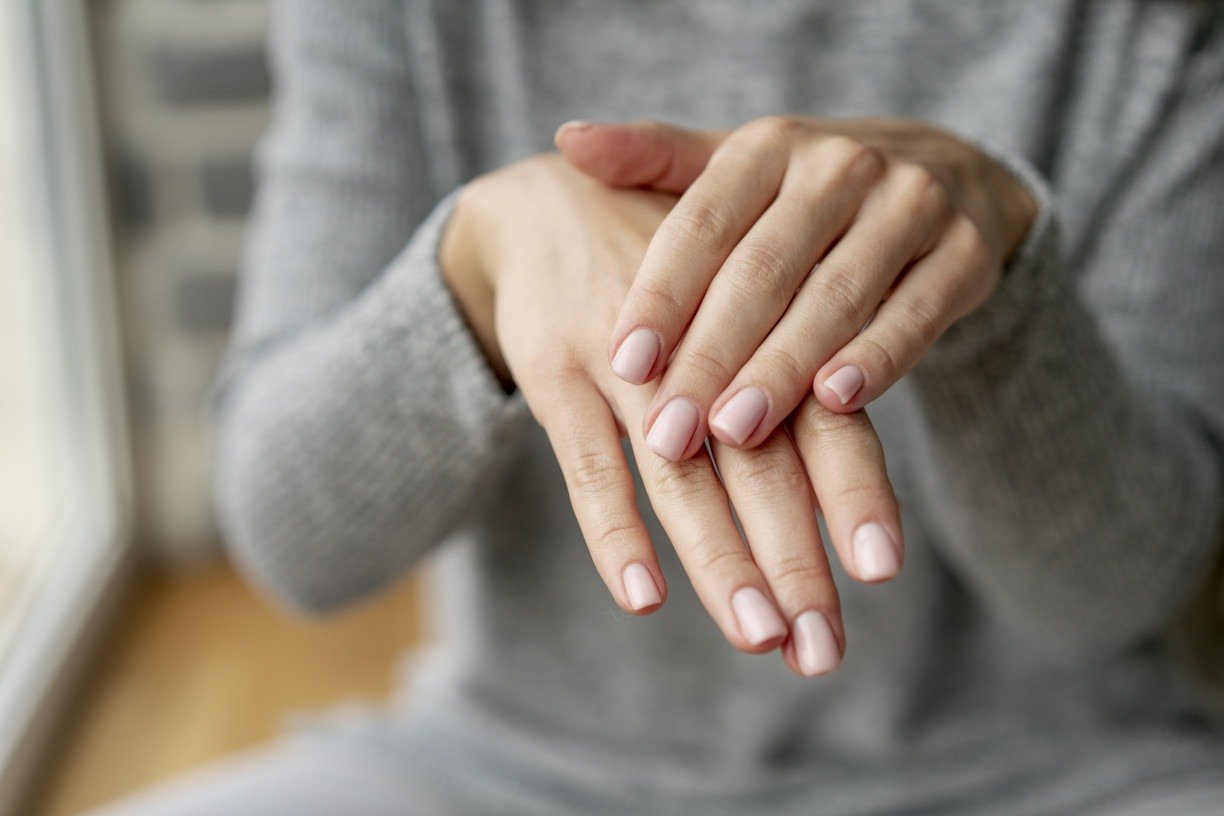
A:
[[554, 120, 595, 142], [622, 563, 662, 611], [794, 611, 842, 676], [853, 522, 900, 582], [646, 398, 700, 461], [710, 387, 769, 445], [822, 365, 865, 405], [611, 328, 660, 385], [731, 587, 787, 646]]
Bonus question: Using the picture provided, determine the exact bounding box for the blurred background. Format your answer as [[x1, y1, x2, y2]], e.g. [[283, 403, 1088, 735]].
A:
[[5, 3, 1223, 816], [0, 2, 426, 813]]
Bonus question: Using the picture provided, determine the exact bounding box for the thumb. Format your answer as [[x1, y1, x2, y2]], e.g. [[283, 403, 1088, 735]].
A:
[[554, 119, 727, 193]]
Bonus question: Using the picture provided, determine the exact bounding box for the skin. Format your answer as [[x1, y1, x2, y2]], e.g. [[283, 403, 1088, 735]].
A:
[[440, 155, 904, 677], [556, 117, 1037, 459]]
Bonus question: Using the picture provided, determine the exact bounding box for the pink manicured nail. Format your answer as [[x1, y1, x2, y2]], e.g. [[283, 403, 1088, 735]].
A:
[[646, 399, 699, 461], [731, 587, 787, 646], [622, 563, 662, 611], [554, 120, 595, 142], [822, 365, 865, 405], [710, 387, 769, 445], [611, 328, 660, 385], [853, 522, 900, 581], [794, 611, 842, 676]]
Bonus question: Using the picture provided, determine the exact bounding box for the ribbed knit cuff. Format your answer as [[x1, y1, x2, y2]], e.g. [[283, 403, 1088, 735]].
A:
[[380, 188, 527, 434], [916, 142, 1062, 373]]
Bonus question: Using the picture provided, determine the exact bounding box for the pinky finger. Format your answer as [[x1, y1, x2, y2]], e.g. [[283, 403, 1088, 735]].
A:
[[813, 218, 998, 412]]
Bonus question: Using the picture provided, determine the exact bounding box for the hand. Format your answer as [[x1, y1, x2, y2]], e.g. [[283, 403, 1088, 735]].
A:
[[441, 155, 905, 675], [556, 117, 1036, 459]]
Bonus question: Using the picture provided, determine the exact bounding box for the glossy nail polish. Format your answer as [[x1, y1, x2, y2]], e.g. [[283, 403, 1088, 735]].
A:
[[823, 365, 865, 405], [853, 522, 900, 581], [554, 120, 595, 144], [731, 587, 787, 646], [793, 610, 841, 676], [611, 328, 660, 385], [710, 387, 769, 445], [622, 563, 662, 611], [646, 398, 699, 461]]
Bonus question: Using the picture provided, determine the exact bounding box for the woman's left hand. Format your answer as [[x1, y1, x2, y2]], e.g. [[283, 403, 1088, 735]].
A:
[[556, 117, 1036, 460]]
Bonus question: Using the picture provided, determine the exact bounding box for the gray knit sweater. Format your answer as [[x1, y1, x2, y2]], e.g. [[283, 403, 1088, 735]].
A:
[[214, 1, 1224, 813]]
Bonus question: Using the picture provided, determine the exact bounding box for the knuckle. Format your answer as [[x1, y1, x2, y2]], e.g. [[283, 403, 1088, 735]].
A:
[[629, 117, 664, 134], [667, 198, 737, 253], [723, 241, 798, 304], [822, 136, 886, 182], [833, 476, 888, 503], [568, 449, 625, 498], [851, 144, 888, 182], [763, 552, 829, 591], [822, 477, 892, 516], [730, 446, 808, 496], [895, 162, 938, 195], [893, 164, 945, 218], [895, 295, 947, 349], [648, 457, 709, 502], [955, 217, 994, 268], [919, 183, 953, 222], [810, 266, 872, 328], [695, 543, 754, 578], [633, 278, 687, 324], [758, 346, 808, 391], [796, 398, 871, 437], [856, 334, 905, 382], [588, 518, 644, 556], [679, 344, 737, 386], [745, 115, 799, 146]]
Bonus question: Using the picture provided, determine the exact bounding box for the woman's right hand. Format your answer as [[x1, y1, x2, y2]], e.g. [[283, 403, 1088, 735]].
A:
[[440, 155, 904, 677]]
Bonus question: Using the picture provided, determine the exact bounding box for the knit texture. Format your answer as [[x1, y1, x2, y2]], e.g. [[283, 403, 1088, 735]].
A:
[[213, 2, 1224, 813]]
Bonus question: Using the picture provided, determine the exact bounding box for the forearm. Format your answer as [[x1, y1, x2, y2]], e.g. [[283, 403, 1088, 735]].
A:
[[215, 196, 526, 613], [907, 181, 1223, 659]]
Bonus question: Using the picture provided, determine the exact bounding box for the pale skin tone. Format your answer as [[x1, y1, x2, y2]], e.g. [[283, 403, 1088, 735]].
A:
[[556, 117, 1036, 458], [440, 117, 1035, 677]]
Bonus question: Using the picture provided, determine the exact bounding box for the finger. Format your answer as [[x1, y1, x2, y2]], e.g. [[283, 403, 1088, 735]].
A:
[[608, 118, 794, 391], [792, 396, 903, 585], [647, 138, 883, 458], [707, 164, 952, 451], [537, 376, 667, 614], [814, 216, 998, 412], [555, 119, 727, 192], [621, 390, 788, 652], [714, 433, 844, 677]]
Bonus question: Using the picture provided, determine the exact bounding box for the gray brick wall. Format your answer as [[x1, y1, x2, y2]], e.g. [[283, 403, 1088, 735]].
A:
[[93, 0, 271, 561]]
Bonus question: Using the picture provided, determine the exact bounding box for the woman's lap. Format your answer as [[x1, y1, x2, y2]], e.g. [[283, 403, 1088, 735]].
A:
[[1083, 777, 1224, 816], [79, 727, 1224, 816], [81, 738, 456, 816]]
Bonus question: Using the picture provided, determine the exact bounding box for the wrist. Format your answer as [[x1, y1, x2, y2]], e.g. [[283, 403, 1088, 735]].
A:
[[995, 166, 1038, 262], [440, 183, 511, 385]]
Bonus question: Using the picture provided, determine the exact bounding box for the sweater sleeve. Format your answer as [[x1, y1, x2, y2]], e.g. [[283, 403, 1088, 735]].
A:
[[212, 0, 526, 614], [904, 36, 1224, 660]]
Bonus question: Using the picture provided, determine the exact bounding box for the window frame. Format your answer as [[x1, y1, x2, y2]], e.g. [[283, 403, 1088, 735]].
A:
[[0, 0, 134, 812]]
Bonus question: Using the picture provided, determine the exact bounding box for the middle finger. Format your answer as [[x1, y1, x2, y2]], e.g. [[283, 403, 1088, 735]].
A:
[[714, 431, 845, 677]]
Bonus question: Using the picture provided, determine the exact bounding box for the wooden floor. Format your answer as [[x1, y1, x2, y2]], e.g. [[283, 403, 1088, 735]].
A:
[[34, 561, 425, 816]]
